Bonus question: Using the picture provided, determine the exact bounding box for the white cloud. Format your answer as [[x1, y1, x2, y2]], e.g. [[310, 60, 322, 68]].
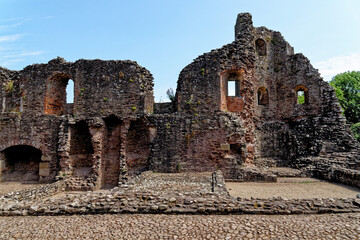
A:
[[0, 34, 23, 43], [0, 58, 24, 67], [0, 18, 30, 32], [314, 52, 360, 81], [1, 51, 44, 59]]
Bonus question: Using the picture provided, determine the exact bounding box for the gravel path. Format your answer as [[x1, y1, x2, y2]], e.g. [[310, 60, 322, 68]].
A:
[[226, 178, 360, 199], [0, 214, 359, 239]]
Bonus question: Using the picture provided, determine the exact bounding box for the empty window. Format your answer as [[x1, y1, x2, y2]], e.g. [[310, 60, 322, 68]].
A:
[[257, 87, 269, 105], [294, 85, 309, 105], [66, 79, 74, 104], [297, 90, 304, 104], [255, 39, 267, 56], [227, 80, 240, 97]]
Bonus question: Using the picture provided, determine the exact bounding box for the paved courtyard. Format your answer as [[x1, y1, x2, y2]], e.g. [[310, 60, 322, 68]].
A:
[[226, 178, 360, 199], [0, 213, 359, 239]]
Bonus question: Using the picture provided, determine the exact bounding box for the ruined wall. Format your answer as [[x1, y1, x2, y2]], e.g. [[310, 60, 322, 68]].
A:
[[0, 58, 154, 186], [173, 13, 256, 168], [150, 12, 360, 179], [148, 112, 247, 178], [251, 25, 360, 168]]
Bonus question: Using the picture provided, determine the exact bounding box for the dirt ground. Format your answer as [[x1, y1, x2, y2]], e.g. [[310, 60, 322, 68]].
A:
[[226, 177, 360, 199]]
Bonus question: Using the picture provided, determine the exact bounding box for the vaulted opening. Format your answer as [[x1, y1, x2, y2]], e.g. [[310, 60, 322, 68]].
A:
[[69, 121, 94, 178], [126, 119, 150, 175], [255, 39, 267, 56], [257, 87, 269, 105], [1, 145, 42, 182]]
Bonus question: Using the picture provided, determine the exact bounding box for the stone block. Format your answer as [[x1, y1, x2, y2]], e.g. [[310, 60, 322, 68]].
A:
[[220, 144, 230, 151], [41, 155, 52, 162], [39, 162, 50, 176]]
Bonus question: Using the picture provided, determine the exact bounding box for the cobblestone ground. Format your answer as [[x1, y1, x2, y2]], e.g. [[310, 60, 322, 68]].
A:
[[0, 214, 359, 239]]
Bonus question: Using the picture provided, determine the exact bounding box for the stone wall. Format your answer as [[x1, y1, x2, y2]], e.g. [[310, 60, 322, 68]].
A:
[[0, 58, 154, 186]]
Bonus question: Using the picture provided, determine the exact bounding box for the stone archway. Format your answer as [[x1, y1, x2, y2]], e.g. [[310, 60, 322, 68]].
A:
[[0, 145, 42, 182]]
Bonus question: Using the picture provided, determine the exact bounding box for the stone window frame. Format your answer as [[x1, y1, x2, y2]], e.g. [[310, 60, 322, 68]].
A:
[[294, 85, 309, 105], [255, 38, 267, 56], [257, 86, 269, 105], [223, 70, 243, 98]]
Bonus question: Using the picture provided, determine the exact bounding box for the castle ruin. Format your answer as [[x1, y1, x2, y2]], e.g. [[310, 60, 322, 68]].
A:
[[0, 13, 359, 190]]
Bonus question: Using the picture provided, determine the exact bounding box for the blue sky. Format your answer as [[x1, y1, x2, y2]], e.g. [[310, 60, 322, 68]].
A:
[[1, 0, 359, 102]]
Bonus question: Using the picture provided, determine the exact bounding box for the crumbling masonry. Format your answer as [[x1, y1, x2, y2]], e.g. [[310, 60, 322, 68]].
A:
[[0, 13, 359, 190]]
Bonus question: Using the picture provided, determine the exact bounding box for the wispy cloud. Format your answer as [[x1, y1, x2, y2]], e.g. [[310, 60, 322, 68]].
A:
[[1, 51, 43, 59], [0, 18, 31, 32], [0, 34, 23, 43], [0, 16, 46, 68], [314, 52, 360, 81]]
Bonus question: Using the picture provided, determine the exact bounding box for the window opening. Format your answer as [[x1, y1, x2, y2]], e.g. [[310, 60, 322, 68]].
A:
[[227, 79, 240, 97], [228, 81, 236, 97], [66, 79, 74, 104], [297, 90, 305, 104]]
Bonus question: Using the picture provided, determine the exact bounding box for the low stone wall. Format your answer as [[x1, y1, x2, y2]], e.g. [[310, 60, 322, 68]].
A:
[[0, 181, 65, 203], [0, 171, 360, 216], [313, 166, 360, 189], [0, 191, 359, 216]]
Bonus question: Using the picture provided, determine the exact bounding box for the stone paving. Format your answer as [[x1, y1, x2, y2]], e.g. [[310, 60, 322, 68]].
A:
[[226, 177, 360, 199], [0, 213, 359, 239]]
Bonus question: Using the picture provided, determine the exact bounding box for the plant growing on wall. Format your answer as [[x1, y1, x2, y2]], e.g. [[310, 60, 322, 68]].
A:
[[3, 80, 14, 94]]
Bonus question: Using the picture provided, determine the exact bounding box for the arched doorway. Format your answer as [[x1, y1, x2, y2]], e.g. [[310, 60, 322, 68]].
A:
[[0, 145, 42, 182]]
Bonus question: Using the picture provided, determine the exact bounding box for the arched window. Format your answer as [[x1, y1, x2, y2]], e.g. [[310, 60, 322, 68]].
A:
[[257, 87, 269, 105], [44, 73, 74, 115], [294, 85, 309, 105], [255, 39, 267, 56]]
